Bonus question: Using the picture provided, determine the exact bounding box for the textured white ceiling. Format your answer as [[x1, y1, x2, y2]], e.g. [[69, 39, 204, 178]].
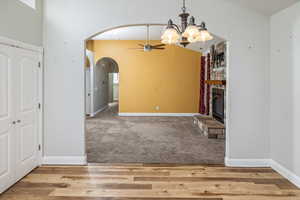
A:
[[92, 26, 164, 41], [226, 0, 299, 15], [92, 25, 225, 52]]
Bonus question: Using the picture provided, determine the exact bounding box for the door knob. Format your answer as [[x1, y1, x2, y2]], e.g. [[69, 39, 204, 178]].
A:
[[17, 120, 21, 123], [12, 121, 16, 125]]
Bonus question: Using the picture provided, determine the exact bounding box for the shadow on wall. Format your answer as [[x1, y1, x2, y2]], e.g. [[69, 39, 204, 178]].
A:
[[270, 6, 300, 178], [94, 57, 119, 113]]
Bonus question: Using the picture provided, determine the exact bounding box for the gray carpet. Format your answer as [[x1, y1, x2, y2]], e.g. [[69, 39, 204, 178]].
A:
[[86, 103, 225, 164]]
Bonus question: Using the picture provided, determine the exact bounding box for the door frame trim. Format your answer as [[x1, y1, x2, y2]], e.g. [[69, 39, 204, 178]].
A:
[[0, 36, 43, 53], [37, 52, 44, 166]]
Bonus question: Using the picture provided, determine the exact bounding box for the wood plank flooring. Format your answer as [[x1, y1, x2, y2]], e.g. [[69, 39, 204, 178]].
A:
[[1, 164, 299, 200]]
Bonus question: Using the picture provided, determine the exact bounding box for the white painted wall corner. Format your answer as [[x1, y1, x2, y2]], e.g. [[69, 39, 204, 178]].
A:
[[225, 158, 300, 188], [269, 160, 300, 188]]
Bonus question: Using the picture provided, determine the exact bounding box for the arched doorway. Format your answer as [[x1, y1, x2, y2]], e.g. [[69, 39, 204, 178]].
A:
[[84, 24, 228, 164], [94, 57, 119, 115]]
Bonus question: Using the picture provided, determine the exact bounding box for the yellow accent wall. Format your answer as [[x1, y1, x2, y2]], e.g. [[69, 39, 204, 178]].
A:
[[91, 40, 201, 113], [86, 40, 94, 51], [85, 56, 90, 68]]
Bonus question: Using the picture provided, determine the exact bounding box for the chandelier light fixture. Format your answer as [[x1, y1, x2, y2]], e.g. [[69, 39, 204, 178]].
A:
[[161, 0, 213, 47]]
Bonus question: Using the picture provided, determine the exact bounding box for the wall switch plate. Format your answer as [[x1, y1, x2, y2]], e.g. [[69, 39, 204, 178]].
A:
[[155, 106, 160, 111]]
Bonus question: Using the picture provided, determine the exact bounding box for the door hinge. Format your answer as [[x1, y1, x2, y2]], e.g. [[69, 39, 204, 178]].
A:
[[38, 103, 41, 109], [38, 145, 41, 151], [38, 62, 41, 68]]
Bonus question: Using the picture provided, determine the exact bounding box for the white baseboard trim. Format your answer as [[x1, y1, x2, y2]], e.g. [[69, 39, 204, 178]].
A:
[[41, 155, 300, 188], [43, 156, 87, 165], [270, 160, 300, 188], [225, 157, 300, 188], [118, 113, 201, 117], [91, 106, 108, 117], [225, 157, 270, 167]]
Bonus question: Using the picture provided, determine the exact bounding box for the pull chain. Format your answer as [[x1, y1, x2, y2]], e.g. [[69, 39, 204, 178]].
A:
[[147, 25, 150, 44]]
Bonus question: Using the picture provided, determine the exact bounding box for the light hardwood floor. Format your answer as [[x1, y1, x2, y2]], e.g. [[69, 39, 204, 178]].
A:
[[1, 164, 299, 200]]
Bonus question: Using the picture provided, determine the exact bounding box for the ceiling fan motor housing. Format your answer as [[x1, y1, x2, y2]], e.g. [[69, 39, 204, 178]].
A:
[[144, 44, 152, 52]]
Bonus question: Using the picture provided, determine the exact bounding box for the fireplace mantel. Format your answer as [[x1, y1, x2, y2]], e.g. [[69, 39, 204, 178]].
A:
[[205, 80, 226, 85]]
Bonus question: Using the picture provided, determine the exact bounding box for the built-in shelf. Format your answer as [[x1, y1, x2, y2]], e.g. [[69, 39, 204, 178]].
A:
[[205, 80, 226, 85]]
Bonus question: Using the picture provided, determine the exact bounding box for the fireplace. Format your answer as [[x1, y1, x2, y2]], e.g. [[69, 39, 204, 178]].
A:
[[212, 88, 225, 123]]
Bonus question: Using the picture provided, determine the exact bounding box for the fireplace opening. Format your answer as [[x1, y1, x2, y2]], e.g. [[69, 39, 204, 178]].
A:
[[212, 88, 225, 123]]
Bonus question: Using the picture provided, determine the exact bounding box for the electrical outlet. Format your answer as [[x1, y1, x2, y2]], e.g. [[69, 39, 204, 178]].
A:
[[155, 106, 160, 111]]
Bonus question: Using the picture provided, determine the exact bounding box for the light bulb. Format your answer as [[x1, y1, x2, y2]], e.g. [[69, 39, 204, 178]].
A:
[[183, 25, 201, 43], [197, 30, 213, 42], [161, 28, 180, 44]]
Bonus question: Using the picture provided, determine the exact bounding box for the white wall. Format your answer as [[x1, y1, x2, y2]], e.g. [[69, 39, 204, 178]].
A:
[[0, 0, 43, 46], [43, 0, 270, 160], [108, 74, 114, 103], [94, 62, 109, 113], [113, 83, 119, 101], [270, 2, 300, 177]]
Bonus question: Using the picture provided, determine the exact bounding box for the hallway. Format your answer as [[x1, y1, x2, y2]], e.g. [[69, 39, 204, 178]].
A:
[[86, 104, 225, 164]]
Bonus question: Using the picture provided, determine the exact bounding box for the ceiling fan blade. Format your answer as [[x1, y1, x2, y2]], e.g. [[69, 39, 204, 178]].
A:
[[138, 44, 145, 47], [152, 44, 166, 48], [152, 47, 165, 50], [128, 48, 144, 50]]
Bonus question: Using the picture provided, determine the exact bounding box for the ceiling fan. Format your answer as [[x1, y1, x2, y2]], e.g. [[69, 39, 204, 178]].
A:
[[129, 25, 166, 52]]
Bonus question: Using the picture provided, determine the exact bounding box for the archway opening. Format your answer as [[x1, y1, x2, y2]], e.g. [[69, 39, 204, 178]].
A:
[[94, 57, 119, 115], [84, 24, 228, 164]]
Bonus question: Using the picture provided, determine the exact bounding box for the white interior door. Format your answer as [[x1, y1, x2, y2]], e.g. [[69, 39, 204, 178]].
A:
[[14, 48, 40, 180], [0, 44, 15, 193], [0, 40, 42, 194]]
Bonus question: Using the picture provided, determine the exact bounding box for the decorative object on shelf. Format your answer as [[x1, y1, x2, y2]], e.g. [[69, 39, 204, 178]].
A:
[[211, 44, 216, 67], [161, 0, 213, 47], [214, 42, 226, 68]]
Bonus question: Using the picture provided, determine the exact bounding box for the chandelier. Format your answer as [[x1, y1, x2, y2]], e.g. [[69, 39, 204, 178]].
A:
[[161, 0, 213, 47]]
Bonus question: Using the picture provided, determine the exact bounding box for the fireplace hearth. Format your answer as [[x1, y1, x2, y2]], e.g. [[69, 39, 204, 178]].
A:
[[212, 88, 225, 123]]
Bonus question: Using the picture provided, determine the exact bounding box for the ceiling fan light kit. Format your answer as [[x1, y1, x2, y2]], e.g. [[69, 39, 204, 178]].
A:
[[161, 0, 213, 47]]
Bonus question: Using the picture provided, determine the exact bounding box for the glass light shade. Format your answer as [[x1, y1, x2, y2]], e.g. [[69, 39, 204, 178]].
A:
[[182, 25, 201, 43], [161, 28, 180, 44], [197, 30, 213, 42]]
